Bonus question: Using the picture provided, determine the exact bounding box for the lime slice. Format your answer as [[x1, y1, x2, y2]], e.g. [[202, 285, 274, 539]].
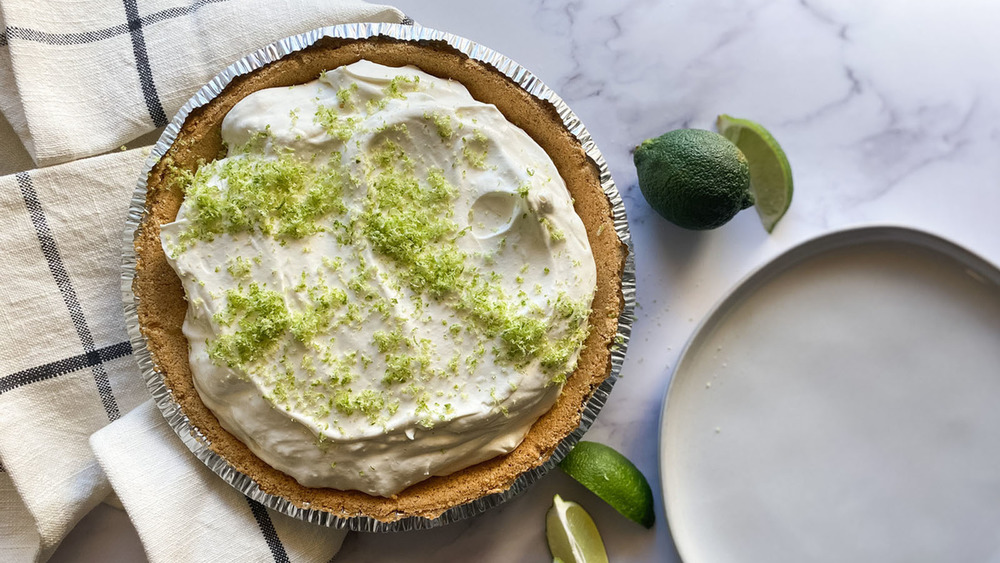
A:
[[546, 495, 610, 563], [716, 114, 793, 233], [558, 441, 655, 528]]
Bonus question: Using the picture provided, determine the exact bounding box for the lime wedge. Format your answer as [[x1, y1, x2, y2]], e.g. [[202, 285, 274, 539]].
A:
[[559, 441, 655, 528], [716, 114, 793, 233], [546, 495, 610, 563]]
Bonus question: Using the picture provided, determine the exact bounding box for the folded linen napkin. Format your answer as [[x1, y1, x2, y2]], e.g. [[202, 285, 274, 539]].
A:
[[0, 0, 406, 167], [0, 1, 406, 561], [90, 400, 347, 563], [0, 148, 149, 563]]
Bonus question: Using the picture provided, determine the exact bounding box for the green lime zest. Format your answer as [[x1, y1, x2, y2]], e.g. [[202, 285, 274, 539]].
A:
[[175, 153, 347, 248], [461, 130, 489, 169], [208, 283, 290, 367], [384, 74, 420, 99], [334, 389, 387, 424], [423, 111, 455, 140]]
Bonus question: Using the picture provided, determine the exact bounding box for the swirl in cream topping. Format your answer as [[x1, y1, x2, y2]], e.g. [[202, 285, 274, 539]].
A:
[[159, 60, 597, 496]]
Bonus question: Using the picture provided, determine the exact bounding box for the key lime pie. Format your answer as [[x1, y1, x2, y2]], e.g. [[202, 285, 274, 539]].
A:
[[134, 39, 625, 521]]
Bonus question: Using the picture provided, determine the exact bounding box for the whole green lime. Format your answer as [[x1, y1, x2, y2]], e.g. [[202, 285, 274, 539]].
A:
[[634, 129, 754, 230]]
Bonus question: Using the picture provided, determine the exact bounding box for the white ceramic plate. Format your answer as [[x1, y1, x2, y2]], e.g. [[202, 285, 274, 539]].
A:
[[659, 226, 1000, 563]]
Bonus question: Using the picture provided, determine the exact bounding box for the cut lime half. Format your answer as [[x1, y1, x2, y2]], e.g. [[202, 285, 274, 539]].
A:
[[716, 114, 793, 233]]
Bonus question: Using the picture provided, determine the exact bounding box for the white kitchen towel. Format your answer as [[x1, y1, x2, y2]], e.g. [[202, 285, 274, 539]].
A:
[[91, 400, 348, 563], [0, 0, 406, 166], [0, 2, 406, 561], [0, 148, 151, 563], [0, 467, 39, 562]]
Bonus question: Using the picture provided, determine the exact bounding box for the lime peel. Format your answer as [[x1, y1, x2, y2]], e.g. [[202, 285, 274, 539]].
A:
[[558, 441, 656, 528]]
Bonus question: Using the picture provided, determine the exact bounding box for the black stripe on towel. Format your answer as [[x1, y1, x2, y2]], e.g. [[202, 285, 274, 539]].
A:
[[122, 0, 168, 127], [16, 172, 121, 420], [0, 1, 231, 47], [0, 23, 130, 47], [245, 496, 291, 563], [0, 341, 133, 396]]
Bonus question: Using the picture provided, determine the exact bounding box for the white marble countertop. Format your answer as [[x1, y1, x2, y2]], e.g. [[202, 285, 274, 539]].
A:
[[44, 1, 1000, 561]]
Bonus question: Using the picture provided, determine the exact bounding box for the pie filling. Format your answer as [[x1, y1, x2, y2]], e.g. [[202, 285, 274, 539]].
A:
[[160, 60, 597, 496]]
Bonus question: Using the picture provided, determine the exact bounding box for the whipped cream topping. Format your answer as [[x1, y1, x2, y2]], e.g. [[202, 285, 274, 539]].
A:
[[160, 60, 597, 496]]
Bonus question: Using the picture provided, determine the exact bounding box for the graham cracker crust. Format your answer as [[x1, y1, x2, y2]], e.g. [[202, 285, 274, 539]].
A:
[[133, 37, 626, 522]]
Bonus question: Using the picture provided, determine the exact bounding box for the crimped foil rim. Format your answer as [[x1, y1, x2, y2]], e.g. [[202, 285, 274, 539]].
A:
[[120, 22, 636, 532]]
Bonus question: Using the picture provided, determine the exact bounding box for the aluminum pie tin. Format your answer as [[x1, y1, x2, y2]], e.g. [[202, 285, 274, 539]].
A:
[[121, 22, 635, 532]]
